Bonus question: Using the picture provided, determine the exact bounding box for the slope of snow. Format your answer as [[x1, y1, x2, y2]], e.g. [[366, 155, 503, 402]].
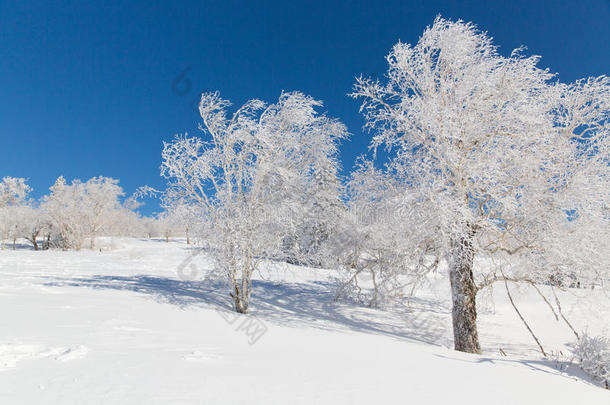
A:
[[0, 238, 608, 404]]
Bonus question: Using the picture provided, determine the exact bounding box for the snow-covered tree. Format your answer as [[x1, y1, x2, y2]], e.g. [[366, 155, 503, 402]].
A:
[[352, 17, 609, 353], [0, 177, 31, 249], [160, 199, 197, 244], [103, 206, 148, 238], [278, 146, 347, 266], [0, 177, 30, 207], [42, 176, 126, 250], [153, 210, 185, 242], [16, 205, 47, 250], [0, 208, 23, 250], [42, 177, 88, 250], [332, 161, 440, 307], [82, 177, 124, 248], [141, 216, 162, 239], [162, 91, 347, 313]]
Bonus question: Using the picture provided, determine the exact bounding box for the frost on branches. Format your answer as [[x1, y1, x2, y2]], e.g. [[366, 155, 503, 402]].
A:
[[42, 176, 127, 250], [0, 176, 151, 250], [352, 17, 609, 353], [0, 177, 32, 250], [332, 161, 440, 308], [161, 91, 347, 313], [574, 333, 610, 389]]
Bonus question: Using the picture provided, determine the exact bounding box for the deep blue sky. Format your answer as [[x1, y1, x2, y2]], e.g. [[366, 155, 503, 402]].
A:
[[1, 0, 609, 215]]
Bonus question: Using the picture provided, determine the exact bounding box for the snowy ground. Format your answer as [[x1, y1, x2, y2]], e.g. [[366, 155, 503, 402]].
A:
[[0, 238, 608, 404]]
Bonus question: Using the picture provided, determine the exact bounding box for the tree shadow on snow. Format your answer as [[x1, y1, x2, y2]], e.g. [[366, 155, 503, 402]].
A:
[[252, 280, 451, 346], [41, 274, 451, 347], [42, 275, 229, 308], [39, 273, 607, 388], [433, 352, 601, 388], [0, 241, 35, 251]]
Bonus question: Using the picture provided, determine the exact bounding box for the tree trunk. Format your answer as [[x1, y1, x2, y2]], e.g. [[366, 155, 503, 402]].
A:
[[13, 238, 16, 250], [449, 229, 481, 354], [234, 294, 248, 313], [32, 235, 38, 251], [230, 261, 251, 314], [232, 283, 249, 313]]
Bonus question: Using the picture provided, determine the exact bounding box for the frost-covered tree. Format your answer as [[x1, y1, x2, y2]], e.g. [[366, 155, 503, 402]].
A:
[[352, 17, 609, 353], [154, 210, 185, 242], [162, 91, 347, 313], [0, 208, 23, 250], [42, 177, 88, 250], [0, 177, 31, 249], [0, 177, 30, 207], [82, 177, 124, 248], [103, 206, 148, 238], [279, 147, 347, 266], [160, 200, 197, 244], [141, 216, 162, 239], [42, 176, 126, 250], [332, 161, 440, 307], [16, 205, 47, 250]]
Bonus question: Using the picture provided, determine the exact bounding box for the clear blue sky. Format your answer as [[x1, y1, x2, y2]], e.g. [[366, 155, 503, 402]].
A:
[[1, 0, 609, 215]]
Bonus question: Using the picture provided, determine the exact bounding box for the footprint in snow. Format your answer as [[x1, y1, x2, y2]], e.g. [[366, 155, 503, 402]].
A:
[[183, 350, 222, 362], [54, 345, 88, 362], [0, 343, 88, 370]]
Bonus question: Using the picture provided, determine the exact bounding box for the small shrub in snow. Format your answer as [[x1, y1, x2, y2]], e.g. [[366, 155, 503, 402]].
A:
[[574, 333, 609, 389]]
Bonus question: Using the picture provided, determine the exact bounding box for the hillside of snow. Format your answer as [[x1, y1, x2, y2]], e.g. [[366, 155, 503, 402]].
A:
[[0, 238, 608, 404]]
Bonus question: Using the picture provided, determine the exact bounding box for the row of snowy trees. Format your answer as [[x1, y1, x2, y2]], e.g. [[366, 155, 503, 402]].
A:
[[161, 17, 609, 356], [3, 17, 605, 362], [0, 176, 185, 250]]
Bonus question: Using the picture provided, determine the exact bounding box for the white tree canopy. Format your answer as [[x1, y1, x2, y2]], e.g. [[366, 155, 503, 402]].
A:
[[162, 91, 348, 312], [352, 16, 609, 352]]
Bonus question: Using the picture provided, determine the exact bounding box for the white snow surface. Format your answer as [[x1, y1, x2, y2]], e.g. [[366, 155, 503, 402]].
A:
[[0, 238, 608, 404]]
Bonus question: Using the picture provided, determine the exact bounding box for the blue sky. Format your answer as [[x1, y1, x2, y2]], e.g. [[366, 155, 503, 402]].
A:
[[1, 0, 609, 215]]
